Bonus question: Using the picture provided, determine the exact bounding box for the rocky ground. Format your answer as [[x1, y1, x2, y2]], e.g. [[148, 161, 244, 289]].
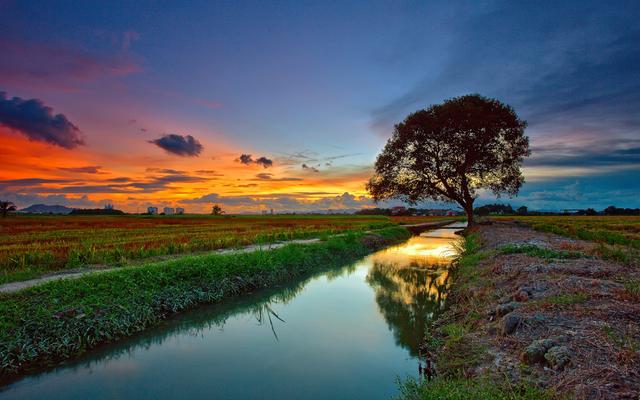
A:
[[438, 221, 640, 399]]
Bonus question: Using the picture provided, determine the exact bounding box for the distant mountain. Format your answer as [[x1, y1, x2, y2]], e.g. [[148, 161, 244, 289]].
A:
[[19, 204, 74, 214]]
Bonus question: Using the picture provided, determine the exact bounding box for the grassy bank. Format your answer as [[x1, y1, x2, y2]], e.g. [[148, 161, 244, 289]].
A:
[[0, 226, 410, 380], [396, 232, 556, 400]]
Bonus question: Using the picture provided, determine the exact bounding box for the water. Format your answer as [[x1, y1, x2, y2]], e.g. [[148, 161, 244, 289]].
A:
[[0, 224, 462, 400]]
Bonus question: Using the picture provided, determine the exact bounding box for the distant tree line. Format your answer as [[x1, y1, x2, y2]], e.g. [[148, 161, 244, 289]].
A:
[[69, 208, 125, 215], [355, 204, 639, 217]]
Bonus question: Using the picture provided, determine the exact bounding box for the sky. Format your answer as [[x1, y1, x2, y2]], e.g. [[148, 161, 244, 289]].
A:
[[0, 0, 638, 213]]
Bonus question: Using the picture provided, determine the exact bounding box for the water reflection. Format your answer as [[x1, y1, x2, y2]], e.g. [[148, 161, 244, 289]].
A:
[[0, 225, 460, 400], [365, 232, 456, 356]]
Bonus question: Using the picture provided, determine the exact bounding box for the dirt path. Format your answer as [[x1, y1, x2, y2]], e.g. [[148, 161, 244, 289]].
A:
[[0, 238, 321, 294], [442, 222, 640, 399]]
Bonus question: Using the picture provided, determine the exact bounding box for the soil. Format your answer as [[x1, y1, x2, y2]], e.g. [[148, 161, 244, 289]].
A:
[[448, 221, 640, 399]]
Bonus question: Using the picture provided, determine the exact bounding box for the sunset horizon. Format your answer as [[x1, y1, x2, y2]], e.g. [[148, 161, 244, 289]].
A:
[[2, 1, 638, 214]]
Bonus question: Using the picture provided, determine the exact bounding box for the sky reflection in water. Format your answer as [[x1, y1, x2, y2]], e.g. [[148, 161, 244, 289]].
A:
[[0, 226, 459, 400]]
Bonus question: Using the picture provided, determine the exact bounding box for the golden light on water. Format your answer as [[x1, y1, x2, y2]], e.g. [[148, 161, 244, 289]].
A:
[[370, 235, 456, 267]]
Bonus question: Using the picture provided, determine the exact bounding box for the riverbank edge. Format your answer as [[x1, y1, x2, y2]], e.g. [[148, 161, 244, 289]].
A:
[[397, 228, 558, 400], [0, 226, 411, 382]]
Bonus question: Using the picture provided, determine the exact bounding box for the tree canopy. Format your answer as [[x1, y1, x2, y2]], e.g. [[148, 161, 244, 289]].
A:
[[367, 94, 530, 224]]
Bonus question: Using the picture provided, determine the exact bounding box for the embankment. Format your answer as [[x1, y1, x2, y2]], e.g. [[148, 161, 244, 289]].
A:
[[401, 222, 640, 399], [0, 226, 410, 381]]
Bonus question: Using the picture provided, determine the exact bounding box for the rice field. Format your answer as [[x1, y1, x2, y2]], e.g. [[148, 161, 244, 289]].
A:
[[503, 216, 640, 248], [497, 215, 640, 265], [0, 214, 396, 283]]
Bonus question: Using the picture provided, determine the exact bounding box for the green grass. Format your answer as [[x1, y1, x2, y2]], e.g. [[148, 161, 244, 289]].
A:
[[0, 226, 410, 378], [537, 293, 588, 306], [397, 377, 556, 400], [623, 279, 640, 298], [499, 244, 584, 259]]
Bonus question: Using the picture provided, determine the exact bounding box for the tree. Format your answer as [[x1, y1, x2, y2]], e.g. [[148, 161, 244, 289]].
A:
[[517, 206, 528, 216], [211, 204, 224, 216], [367, 94, 530, 225], [0, 201, 17, 217]]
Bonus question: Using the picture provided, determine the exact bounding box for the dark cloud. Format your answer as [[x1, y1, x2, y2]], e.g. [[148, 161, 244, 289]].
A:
[[371, 3, 640, 150], [1, 172, 208, 194], [254, 173, 272, 180], [195, 169, 223, 176], [58, 165, 102, 174], [105, 177, 132, 183], [251, 173, 303, 181], [146, 168, 187, 174], [526, 139, 640, 169], [150, 134, 203, 157], [0, 92, 84, 149], [0, 192, 106, 209], [237, 154, 253, 165], [302, 163, 320, 173], [236, 154, 273, 168], [255, 156, 273, 168], [0, 178, 72, 190]]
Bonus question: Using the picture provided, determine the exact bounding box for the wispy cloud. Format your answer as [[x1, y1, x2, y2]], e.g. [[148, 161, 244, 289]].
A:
[[59, 165, 103, 174], [0, 38, 141, 91]]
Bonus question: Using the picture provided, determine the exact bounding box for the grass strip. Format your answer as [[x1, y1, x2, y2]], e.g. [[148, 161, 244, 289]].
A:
[[0, 226, 410, 379], [397, 376, 555, 400], [499, 244, 585, 259]]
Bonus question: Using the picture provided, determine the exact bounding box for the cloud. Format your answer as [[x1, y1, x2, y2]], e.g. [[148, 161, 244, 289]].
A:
[[194, 169, 223, 176], [0, 178, 72, 190], [146, 168, 187, 174], [58, 165, 103, 174], [0, 92, 85, 149], [302, 163, 320, 172], [0, 38, 141, 91], [237, 154, 253, 165], [0, 172, 208, 194], [150, 134, 203, 157], [370, 3, 640, 150], [236, 154, 273, 168], [0, 192, 108, 209], [255, 156, 273, 168], [182, 191, 385, 213], [251, 173, 303, 181]]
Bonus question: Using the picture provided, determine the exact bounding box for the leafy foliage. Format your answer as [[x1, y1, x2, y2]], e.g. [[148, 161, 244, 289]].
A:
[[368, 94, 529, 223]]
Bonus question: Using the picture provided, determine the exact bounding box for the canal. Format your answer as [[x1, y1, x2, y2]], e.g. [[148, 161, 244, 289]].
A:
[[0, 223, 463, 400]]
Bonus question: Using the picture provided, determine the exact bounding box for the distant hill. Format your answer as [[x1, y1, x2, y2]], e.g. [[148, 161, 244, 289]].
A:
[[20, 204, 74, 214]]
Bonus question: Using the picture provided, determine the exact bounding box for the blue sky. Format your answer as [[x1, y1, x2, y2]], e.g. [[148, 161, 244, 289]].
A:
[[0, 0, 638, 212]]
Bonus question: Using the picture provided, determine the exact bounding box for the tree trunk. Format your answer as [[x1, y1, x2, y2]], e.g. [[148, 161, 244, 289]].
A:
[[464, 204, 475, 226]]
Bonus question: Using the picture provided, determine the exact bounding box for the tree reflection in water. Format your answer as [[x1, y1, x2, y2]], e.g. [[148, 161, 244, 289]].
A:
[[366, 260, 450, 356]]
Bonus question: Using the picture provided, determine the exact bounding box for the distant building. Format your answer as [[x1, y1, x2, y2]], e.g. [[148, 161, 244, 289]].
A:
[[147, 206, 158, 215], [390, 206, 406, 216], [175, 207, 185, 215], [164, 207, 175, 215], [104, 203, 114, 210]]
